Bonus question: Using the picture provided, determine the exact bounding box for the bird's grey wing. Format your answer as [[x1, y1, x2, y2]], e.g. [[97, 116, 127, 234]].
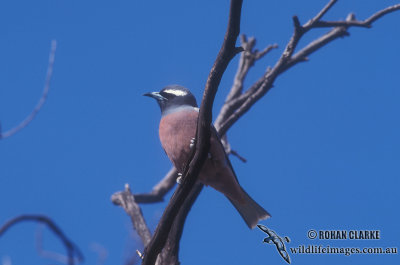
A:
[[209, 125, 241, 183]]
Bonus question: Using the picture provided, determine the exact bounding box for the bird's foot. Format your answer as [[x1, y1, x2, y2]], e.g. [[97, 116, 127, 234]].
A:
[[176, 173, 183, 184], [189, 138, 196, 149]]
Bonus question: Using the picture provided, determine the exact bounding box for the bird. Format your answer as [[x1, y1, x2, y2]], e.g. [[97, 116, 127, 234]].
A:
[[144, 85, 270, 229]]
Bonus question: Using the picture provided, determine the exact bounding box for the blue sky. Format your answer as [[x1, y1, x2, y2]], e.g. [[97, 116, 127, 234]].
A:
[[1, 0, 399, 264]]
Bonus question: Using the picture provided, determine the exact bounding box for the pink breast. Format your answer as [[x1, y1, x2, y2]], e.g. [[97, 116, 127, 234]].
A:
[[159, 110, 199, 172]]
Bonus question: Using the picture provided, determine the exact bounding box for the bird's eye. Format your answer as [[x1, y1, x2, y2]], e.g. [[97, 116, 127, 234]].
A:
[[159, 91, 174, 99]]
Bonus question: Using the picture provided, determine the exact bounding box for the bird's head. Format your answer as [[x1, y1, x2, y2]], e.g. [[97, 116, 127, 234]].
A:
[[144, 85, 198, 115]]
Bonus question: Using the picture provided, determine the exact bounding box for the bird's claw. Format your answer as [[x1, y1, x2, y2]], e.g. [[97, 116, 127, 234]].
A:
[[189, 138, 196, 149], [177, 173, 183, 184]]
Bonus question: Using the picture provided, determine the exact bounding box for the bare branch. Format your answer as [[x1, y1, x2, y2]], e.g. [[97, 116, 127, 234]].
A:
[[220, 134, 247, 163], [217, 1, 400, 136], [257, 43, 279, 59], [133, 167, 177, 203], [304, 0, 338, 27], [0, 215, 83, 265], [226, 36, 276, 102], [214, 35, 277, 131], [285, 24, 349, 71], [312, 3, 400, 28], [313, 19, 370, 28], [228, 150, 247, 163], [156, 183, 204, 265], [112, 184, 152, 246], [142, 1, 244, 264], [0, 40, 57, 139], [361, 3, 400, 25]]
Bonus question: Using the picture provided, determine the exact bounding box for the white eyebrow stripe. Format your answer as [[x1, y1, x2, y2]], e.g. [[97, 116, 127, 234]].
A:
[[163, 89, 188, 96]]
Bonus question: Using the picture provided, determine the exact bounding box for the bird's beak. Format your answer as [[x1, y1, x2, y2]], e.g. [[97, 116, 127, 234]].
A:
[[143, 92, 167, 101]]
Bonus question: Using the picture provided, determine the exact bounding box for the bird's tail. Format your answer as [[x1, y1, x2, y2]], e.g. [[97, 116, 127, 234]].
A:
[[228, 189, 270, 229]]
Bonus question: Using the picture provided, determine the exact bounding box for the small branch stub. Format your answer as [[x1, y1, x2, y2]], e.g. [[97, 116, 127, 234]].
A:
[[111, 184, 152, 246]]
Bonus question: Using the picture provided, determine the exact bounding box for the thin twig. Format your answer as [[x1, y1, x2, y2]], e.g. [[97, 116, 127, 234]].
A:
[[133, 167, 177, 203], [0, 40, 57, 139], [0, 215, 83, 265], [364, 3, 400, 25], [229, 150, 247, 163], [304, 0, 338, 27]]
